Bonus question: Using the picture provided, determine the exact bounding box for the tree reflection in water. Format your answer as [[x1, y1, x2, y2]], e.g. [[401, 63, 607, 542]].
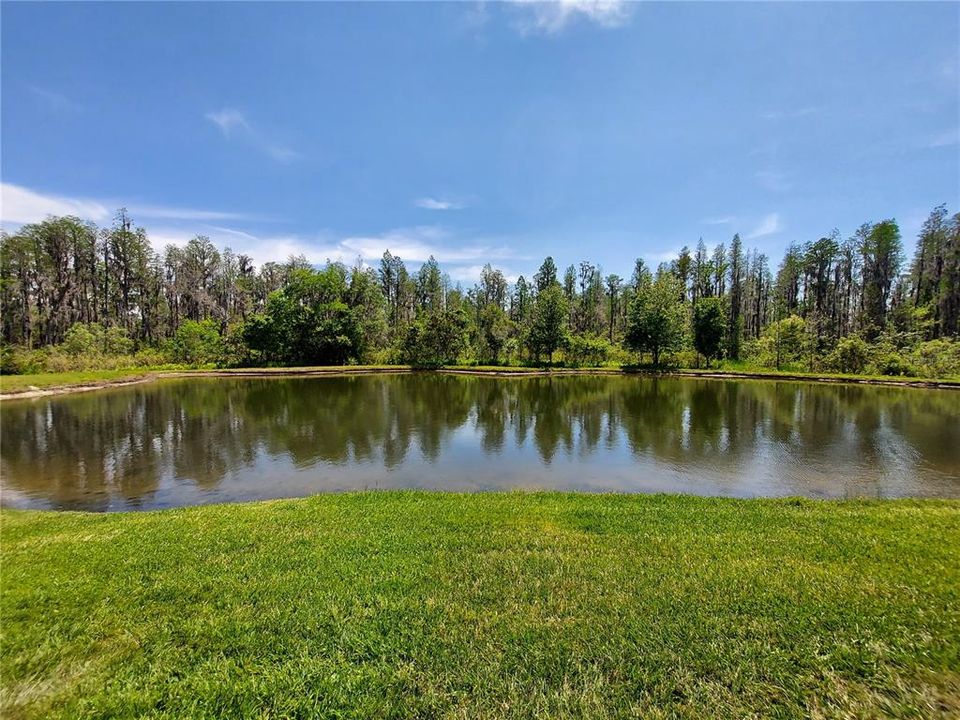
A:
[[2, 375, 957, 510]]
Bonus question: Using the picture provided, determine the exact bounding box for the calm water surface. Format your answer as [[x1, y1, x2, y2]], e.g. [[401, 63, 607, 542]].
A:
[[2, 374, 958, 510]]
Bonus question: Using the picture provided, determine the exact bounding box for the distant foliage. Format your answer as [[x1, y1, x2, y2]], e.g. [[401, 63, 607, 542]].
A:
[[625, 274, 686, 366], [2, 204, 959, 378], [401, 309, 469, 366], [526, 284, 569, 364], [692, 297, 726, 367], [825, 336, 870, 374], [566, 334, 615, 367], [243, 267, 363, 366], [171, 320, 224, 366]]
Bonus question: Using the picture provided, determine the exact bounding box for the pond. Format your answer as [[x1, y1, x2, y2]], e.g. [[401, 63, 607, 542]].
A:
[[1, 374, 958, 510]]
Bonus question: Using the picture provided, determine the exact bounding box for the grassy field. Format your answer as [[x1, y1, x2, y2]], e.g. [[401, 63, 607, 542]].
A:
[[2, 493, 958, 719]]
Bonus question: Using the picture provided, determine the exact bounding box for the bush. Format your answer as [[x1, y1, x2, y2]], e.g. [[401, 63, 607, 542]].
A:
[[871, 352, 917, 377], [0, 345, 38, 374], [908, 339, 960, 379], [826, 336, 870, 374], [61, 324, 98, 356], [566, 334, 614, 367], [171, 320, 224, 366], [748, 315, 807, 369]]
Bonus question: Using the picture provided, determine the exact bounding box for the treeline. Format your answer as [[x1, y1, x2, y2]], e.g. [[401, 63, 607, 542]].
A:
[[1, 205, 958, 377]]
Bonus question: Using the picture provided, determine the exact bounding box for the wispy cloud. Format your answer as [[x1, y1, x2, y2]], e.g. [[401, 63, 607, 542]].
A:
[[144, 224, 531, 272], [124, 204, 260, 223], [642, 248, 681, 264], [702, 216, 736, 226], [414, 197, 465, 211], [508, 0, 631, 35], [447, 264, 520, 284], [205, 107, 300, 163], [927, 128, 959, 148], [0, 183, 255, 227], [205, 108, 251, 136], [265, 145, 302, 163], [27, 85, 83, 113], [746, 213, 782, 240]]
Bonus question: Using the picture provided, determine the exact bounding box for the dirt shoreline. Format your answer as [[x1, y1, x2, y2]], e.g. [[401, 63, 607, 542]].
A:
[[2, 366, 957, 400]]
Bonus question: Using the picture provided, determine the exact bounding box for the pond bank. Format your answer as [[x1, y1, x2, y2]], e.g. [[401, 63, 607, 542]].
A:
[[2, 492, 957, 718], [2, 364, 958, 399]]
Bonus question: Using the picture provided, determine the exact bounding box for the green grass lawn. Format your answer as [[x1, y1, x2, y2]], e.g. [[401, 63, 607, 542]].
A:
[[2, 493, 958, 719]]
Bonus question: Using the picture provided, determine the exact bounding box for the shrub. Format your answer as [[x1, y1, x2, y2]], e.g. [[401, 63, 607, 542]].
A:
[[171, 320, 224, 366], [749, 315, 806, 368], [871, 352, 917, 377], [566, 334, 614, 367], [61, 324, 99, 356], [826, 336, 870, 374], [908, 339, 960, 378]]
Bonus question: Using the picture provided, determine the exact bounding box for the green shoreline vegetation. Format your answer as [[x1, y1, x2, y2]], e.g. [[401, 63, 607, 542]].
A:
[[2, 493, 958, 718], [3, 206, 960, 387]]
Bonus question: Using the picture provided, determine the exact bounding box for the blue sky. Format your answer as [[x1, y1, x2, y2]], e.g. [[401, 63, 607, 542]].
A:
[[2, 1, 958, 283]]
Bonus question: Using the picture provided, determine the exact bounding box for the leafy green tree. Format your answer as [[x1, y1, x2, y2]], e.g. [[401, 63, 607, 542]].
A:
[[625, 274, 686, 366], [526, 284, 569, 364], [692, 297, 726, 367], [759, 314, 807, 369], [477, 304, 512, 363], [243, 267, 362, 366], [861, 220, 903, 339], [401, 308, 469, 366]]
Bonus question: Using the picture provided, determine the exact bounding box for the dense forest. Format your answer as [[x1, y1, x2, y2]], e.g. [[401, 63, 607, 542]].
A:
[[2, 204, 959, 378]]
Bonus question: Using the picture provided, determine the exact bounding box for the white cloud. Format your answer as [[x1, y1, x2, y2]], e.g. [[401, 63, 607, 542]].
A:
[[746, 213, 782, 240], [125, 204, 258, 222], [266, 145, 302, 163], [928, 128, 959, 148], [0, 183, 254, 228], [28, 86, 82, 112], [415, 197, 465, 211], [1, 183, 110, 224], [509, 0, 631, 35], [447, 264, 519, 284], [703, 216, 736, 225], [206, 107, 300, 163], [643, 248, 681, 264], [141, 223, 529, 271], [333, 227, 522, 264], [1, 184, 529, 275], [205, 108, 251, 136]]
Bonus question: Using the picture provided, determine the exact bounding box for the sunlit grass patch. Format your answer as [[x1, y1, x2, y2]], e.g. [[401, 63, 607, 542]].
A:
[[2, 493, 958, 718]]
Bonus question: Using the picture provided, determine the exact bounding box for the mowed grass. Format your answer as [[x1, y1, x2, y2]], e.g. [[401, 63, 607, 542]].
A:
[[2, 493, 959, 719]]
